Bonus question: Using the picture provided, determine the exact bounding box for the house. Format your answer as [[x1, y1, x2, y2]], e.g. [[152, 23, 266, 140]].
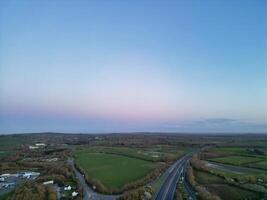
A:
[[72, 191, 78, 197], [44, 158, 58, 162], [43, 180, 54, 185], [29, 143, 45, 150], [0, 174, 11, 178], [64, 185, 72, 191], [144, 191, 152, 200], [29, 145, 39, 150], [35, 143, 46, 147]]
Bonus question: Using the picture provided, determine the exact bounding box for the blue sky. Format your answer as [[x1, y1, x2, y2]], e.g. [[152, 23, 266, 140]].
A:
[[0, 0, 266, 133]]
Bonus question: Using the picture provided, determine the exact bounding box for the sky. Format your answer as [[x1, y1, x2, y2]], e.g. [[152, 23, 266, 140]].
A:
[[0, 0, 266, 133]]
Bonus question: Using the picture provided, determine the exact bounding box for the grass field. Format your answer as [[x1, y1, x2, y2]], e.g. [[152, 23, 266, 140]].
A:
[[0, 190, 13, 200], [210, 155, 263, 166], [75, 152, 156, 189], [0, 135, 25, 150], [0, 135, 24, 160], [212, 147, 254, 155], [212, 147, 251, 153], [207, 161, 267, 179], [206, 184, 262, 200], [0, 151, 11, 160], [209, 147, 267, 158], [76, 146, 161, 161], [194, 170, 225, 185], [194, 170, 262, 200], [76, 145, 188, 162], [250, 160, 267, 170]]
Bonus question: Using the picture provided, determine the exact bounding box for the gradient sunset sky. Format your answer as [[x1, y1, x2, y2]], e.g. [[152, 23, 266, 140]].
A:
[[0, 0, 266, 133]]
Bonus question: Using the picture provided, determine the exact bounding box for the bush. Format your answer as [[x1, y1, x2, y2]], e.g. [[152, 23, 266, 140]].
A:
[[9, 182, 56, 200], [186, 164, 221, 200]]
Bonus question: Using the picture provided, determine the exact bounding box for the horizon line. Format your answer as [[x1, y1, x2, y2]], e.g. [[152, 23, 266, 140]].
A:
[[1, 131, 267, 136]]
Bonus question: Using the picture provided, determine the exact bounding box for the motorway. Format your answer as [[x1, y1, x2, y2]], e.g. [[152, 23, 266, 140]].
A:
[[154, 154, 197, 200]]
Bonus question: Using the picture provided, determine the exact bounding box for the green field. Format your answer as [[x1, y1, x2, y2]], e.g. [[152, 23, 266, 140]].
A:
[[0, 135, 25, 150], [194, 170, 225, 185], [194, 170, 262, 200], [0, 135, 24, 160], [76, 146, 162, 161], [75, 152, 156, 188], [210, 147, 267, 158], [207, 161, 267, 179], [0, 151, 11, 160], [210, 156, 263, 166], [251, 160, 267, 170], [211, 147, 251, 153], [206, 184, 262, 200], [75, 145, 188, 162], [0, 190, 13, 200]]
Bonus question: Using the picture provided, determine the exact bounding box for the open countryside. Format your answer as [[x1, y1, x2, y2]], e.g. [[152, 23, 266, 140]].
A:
[[1, 133, 267, 200], [75, 152, 156, 189], [1, 0, 266, 200]]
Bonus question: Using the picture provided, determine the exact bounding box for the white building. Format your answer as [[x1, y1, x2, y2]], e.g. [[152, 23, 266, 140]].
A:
[[35, 143, 46, 146], [0, 174, 11, 178], [64, 185, 72, 191], [44, 158, 58, 162], [72, 191, 78, 197], [29, 145, 39, 150], [43, 180, 54, 185]]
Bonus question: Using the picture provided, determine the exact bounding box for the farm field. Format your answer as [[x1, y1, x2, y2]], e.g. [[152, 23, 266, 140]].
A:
[[194, 170, 263, 200], [75, 152, 157, 189], [211, 147, 250, 154], [76, 146, 162, 161], [210, 155, 264, 166], [0, 191, 13, 200], [209, 147, 267, 158], [0, 135, 25, 151], [249, 160, 267, 170], [0, 151, 11, 160], [194, 170, 225, 185], [206, 161, 267, 177], [206, 184, 262, 200], [76, 145, 188, 162]]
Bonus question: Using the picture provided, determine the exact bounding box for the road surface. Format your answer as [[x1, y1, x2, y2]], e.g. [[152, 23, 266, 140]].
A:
[[68, 158, 118, 200], [154, 154, 196, 200]]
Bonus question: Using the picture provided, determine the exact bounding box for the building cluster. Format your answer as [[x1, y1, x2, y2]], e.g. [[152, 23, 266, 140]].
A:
[[63, 185, 79, 197], [29, 143, 46, 150], [42, 157, 58, 162], [0, 172, 79, 199], [42, 180, 79, 198], [0, 171, 40, 190]]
